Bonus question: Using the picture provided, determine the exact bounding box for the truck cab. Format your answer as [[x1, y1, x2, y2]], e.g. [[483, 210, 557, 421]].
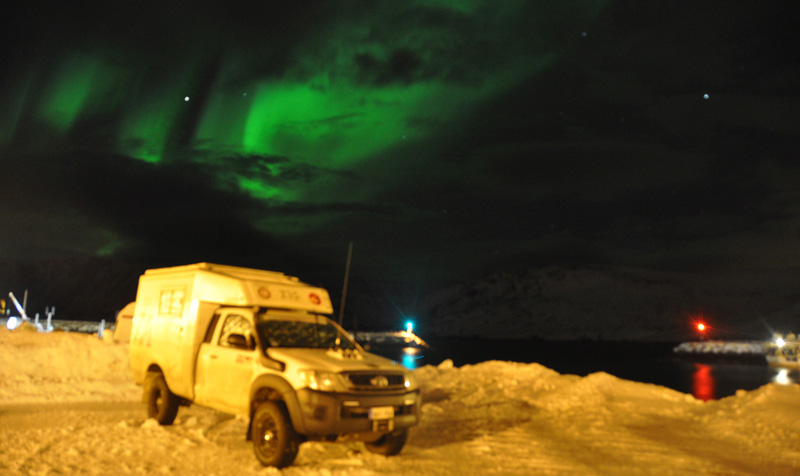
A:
[[128, 263, 420, 468]]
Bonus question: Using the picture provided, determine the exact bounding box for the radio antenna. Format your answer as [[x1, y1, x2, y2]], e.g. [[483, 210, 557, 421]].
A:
[[338, 242, 353, 326]]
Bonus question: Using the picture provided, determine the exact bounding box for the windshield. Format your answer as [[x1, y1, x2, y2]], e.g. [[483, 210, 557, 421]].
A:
[[256, 313, 359, 350]]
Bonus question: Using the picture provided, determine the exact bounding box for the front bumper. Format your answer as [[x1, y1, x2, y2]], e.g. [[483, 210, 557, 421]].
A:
[[295, 388, 421, 436]]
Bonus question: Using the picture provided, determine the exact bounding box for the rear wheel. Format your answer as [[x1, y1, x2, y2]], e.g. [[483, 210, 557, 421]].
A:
[[252, 402, 300, 468], [365, 429, 408, 456], [145, 371, 179, 425]]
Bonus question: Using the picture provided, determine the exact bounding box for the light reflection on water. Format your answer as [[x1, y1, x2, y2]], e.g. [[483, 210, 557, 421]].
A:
[[371, 341, 800, 400], [771, 367, 798, 386], [682, 362, 800, 401], [400, 347, 423, 370], [693, 363, 715, 401]]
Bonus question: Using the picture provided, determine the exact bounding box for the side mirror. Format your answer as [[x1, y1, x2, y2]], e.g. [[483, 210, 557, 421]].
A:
[[227, 334, 249, 349]]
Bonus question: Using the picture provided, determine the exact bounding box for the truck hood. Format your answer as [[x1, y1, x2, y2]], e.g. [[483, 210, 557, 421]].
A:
[[266, 347, 403, 373]]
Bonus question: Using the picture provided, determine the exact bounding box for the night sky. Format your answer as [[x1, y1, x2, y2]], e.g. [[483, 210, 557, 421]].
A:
[[3, 1, 799, 294]]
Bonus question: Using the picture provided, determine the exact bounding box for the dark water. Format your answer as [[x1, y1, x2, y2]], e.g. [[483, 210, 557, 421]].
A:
[[368, 338, 800, 401]]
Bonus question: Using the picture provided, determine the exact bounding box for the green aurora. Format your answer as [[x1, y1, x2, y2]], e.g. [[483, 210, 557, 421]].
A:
[[2, 1, 605, 265]]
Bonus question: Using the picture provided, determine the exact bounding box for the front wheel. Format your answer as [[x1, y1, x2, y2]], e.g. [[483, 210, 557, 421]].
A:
[[365, 429, 408, 456], [252, 402, 301, 468], [145, 371, 179, 425]]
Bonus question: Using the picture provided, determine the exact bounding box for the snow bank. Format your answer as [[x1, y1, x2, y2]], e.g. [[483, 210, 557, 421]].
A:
[[2, 328, 800, 475], [0, 325, 139, 403]]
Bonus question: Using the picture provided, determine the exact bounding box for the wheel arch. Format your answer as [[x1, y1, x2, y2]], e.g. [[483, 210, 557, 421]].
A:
[[144, 363, 183, 393], [248, 375, 307, 437], [142, 364, 166, 399], [146, 363, 164, 375]]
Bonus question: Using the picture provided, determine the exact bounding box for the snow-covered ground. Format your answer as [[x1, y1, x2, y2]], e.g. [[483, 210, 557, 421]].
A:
[[2, 327, 799, 475]]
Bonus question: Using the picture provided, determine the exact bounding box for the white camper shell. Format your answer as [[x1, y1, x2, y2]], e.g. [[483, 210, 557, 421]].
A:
[[128, 263, 420, 468]]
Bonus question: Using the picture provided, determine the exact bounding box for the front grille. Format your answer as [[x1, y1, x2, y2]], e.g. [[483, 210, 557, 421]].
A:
[[343, 372, 406, 391]]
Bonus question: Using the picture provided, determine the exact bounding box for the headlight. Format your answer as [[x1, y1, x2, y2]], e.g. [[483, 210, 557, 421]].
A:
[[298, 369, 347, 392], [403, 371, 418, 390]]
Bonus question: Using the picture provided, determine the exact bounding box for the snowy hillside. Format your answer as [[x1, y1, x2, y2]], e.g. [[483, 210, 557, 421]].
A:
[[419, 267, 800, 341], [2, 327, 800, 475]]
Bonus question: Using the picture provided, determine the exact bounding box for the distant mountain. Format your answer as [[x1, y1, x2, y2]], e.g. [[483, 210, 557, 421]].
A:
[[3, 259, 798, 342], [418, 267, 800, 341]]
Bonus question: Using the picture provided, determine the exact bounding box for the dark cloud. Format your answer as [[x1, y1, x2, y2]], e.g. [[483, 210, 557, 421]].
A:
[[2, 148, 293, 267], [262, 200, 401, 217], [354, 48, 425, 85], [195, 152, 352, 186]]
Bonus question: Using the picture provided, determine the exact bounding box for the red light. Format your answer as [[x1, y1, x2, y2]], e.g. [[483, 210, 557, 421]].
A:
[[697, 323, 706, 331]]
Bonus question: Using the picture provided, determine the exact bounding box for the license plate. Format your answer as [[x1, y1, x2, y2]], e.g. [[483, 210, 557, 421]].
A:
[[369, 406, 395, 420]]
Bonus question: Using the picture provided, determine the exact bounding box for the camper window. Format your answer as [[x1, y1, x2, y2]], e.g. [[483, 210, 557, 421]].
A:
[[159, 289, 185, 315]]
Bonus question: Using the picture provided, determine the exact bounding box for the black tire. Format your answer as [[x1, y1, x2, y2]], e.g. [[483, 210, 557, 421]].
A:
[[252, 402, 300, 468], [145, 371, 179, 425], [365, 429, 408, 456]]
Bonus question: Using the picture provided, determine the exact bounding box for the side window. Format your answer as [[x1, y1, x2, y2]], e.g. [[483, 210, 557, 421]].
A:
[[218, 314, 253, 349]]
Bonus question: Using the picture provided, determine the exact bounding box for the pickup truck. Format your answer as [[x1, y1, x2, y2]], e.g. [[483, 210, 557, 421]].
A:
[[128, 263, 420, 467]]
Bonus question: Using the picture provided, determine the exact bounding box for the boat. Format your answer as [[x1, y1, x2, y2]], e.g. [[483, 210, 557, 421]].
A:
[[765, 333, 800, 369], [350, 328, 429, 349]]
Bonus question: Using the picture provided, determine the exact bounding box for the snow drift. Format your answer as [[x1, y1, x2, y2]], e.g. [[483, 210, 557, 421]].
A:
[[1, 327, 799, 475]]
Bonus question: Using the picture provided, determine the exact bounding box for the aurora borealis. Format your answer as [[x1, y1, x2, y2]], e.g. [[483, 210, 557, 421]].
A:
[[2, 0, 799, 291]]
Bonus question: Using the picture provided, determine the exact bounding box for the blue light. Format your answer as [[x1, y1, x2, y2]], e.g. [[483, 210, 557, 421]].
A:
[[402, 352, 417, 370], [405, 321, 413, 333], [401, 347, 420, 369]]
